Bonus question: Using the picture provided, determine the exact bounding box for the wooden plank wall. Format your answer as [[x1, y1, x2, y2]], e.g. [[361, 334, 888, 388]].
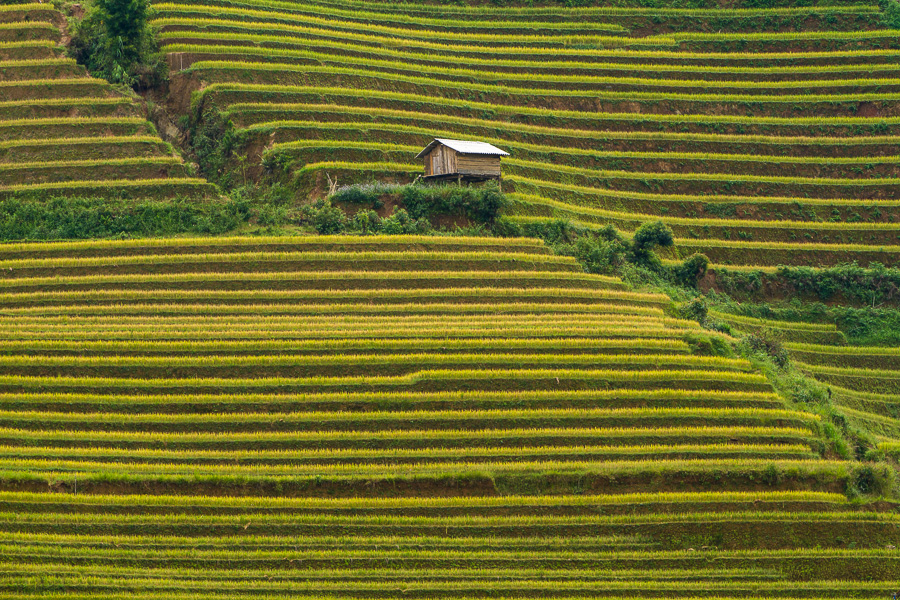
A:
[[425, 146, 457, 176], [425, 146, 500, 177], [458, 154, 501, 176]]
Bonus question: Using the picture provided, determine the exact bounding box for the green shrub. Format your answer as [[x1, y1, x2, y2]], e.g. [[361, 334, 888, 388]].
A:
[[312, 204, 348, 235], [301, 201, 430, 236], [630, 221, 675, 271], [381, 208, 430, 235], [352, 210, 383, 235], [679, 297, 709, 323], [572, 235, 626, 275], [674, 253, 710, 289], [632, 220, 675, 254], [332, 183, 508, 225], [882, 0, 900, 28]]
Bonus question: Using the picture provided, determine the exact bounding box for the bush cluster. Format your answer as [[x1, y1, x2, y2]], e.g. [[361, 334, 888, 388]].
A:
[[0, 197, 249, 240], [776, 262, 900, 306], [499, 217, 708, 287], [331, 182, 508, 224], [302, 200, 432, 236]]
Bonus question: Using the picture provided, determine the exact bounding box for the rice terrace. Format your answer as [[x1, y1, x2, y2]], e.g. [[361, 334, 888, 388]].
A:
[[1, 0, 900, 596]]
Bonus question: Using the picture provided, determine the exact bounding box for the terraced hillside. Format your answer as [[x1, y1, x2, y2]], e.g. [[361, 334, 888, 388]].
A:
[[156, 0, 900, 272], [1, 0, 899, 597], [711, 308, 900, 465], [0, 2, 214, 200], [0, 235, 897, 597]]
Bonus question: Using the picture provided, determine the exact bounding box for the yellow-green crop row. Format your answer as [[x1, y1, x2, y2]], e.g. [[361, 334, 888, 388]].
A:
[[0, 116, 149, 129], [0, 234, 547, 254], [174, 0, 879, 19], [7, 542, 897, 575], [208, 85, 900, 128], [152, 14, 640, 47], [0, 564, 787, 589], [0, 443, 819, 464], [0, 97, 132, 110], [0, 337, 690, 354], [0, 426, 816, 448], [164, 32, 900, 69], [0, 313, 683, 330], [0, 405, 812, 424], [509, 175, 900, 210], [186, 59, 900, 94], [0, 422, 817, 440], [708, 312, 839, 333], [0, 23, 58, 33], [0, 156, 182, 171], [0, 178, 216, 194], [284, 148, 900, 211], [0, 302, 668, 317], [0, 3, 53, 12], [0, 312, 672, 324], [153, 2, 629, 33], [161, 41, 900, 80], [0, 368, 773, 389], [509, 193, 900, 234], [0, 269, 620, 289], [328, 140, 900, 186], [0, 40, 57, 50], [0, 388, 783, 409], [0, 312, 685, 329], [785, 343, 899, 356], [235, 102, 900, 149], [798, 363, 900, 379], [0, 352, 752, 370], [0, 135, 169, 151], [0, 456, 840, 478], [666, 28, 900, 42], [0, 249, 575, 269], [0, 58, 77, 69], [2, 574, 896, 597], [158, 0, 880, 22], [0, 287, 669, 305], [0, 78, 101, 90], [181, 70, 900, 122], [0, 323, 687, 341], [0, 488, 845, 509], [0, 562, 788, 583], [265, 132, 900, 170]]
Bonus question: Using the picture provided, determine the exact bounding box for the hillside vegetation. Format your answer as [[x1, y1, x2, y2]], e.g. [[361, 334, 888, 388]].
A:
[[0, 0, 898, 597]]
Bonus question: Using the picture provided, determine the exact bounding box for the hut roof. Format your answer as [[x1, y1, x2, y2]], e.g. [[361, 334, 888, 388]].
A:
[[416, 138, 510, 159]]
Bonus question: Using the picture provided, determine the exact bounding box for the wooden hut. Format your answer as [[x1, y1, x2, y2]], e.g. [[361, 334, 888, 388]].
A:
[[416, 138, 509, 183]]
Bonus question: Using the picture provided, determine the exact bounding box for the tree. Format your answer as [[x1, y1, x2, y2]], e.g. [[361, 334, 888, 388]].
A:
[[70, 0, 163, 88]]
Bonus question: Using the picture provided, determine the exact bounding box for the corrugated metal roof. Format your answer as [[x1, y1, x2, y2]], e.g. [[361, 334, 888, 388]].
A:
[[415, 138, 509, 159]]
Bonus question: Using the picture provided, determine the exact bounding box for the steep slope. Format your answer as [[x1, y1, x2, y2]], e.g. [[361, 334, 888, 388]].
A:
[[156, 0, 900, 272], [0, 235, 896, 597], [0, 2, 215, 200]]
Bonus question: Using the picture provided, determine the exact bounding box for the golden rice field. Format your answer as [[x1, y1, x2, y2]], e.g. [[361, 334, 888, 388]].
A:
[[0, 1, 898, 598]]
